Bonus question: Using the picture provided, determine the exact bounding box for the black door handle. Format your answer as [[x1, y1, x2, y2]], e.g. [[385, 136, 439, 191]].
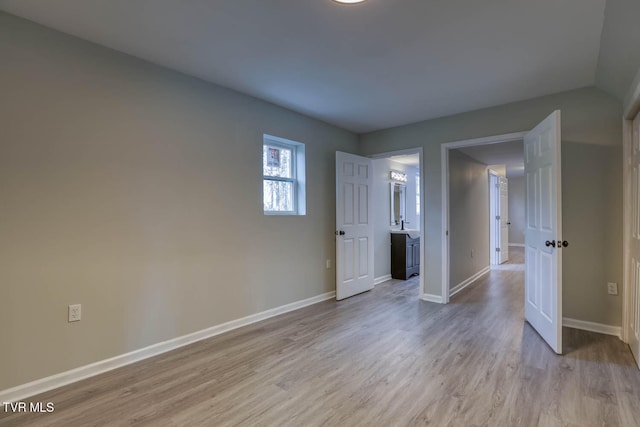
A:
[[545, 240, 556, 248], [562, 240, 569, 247], [335, 230, 345, 236]]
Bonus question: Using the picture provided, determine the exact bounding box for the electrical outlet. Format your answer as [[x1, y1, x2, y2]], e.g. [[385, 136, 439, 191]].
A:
[[68, 304, 81, 322], [326, 259, 331, 269], [607, 283, 618, 295]]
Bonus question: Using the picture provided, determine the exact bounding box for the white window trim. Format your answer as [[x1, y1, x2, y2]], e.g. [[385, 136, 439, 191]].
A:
[[263, 134, 306, 216]]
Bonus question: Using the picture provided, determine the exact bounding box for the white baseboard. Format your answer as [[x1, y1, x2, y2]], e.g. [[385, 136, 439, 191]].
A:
[[509, 243, 525, 247], [0, 291, 336, 403], [563, 317, 622, 339], [420, 293, 444, 303], [450, 266, 491, 297], [374, 274, 392, 285]]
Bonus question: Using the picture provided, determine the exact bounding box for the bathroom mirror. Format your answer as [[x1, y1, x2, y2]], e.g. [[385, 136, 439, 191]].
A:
[[390, 182, 406, 226]]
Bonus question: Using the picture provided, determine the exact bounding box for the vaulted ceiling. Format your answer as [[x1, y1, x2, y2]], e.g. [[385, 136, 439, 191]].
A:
[[1, 0, 639, 133]]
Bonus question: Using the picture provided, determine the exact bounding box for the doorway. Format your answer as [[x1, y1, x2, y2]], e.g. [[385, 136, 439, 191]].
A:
[[445, 138, 524, 299], [369, 148, 425, 298], [441, 111, 564, 354]]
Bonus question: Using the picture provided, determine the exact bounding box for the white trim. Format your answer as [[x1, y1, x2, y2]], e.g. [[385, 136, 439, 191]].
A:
[[367, 147, 425, 300], [509, 243, 525, 248], [450, 266, 491, 297], [623, 118, 632, 344], [420, 293, 444, 303], [563, 317, 622, 340], [442, 132, 527, 149], [374, 274, 392, 285], [441, 146, 450, 303], [622, 65, 640, 344], [441, 131, 528, 303], [0, 291, 336, 403]]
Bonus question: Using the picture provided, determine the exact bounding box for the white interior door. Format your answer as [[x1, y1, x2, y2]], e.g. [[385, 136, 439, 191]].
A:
[[628, 112, 640, 366], [336, 152, 374, 300], [499, 177, 509, 264], [489, 173, 500, 265], [524, 110, 563, 354]]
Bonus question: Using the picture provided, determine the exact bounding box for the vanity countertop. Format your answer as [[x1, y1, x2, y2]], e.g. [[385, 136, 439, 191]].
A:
[[390, 229, 420, 239]]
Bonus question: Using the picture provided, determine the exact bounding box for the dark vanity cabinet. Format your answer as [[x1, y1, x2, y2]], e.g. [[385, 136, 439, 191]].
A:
[[391, 233, 420, 280]]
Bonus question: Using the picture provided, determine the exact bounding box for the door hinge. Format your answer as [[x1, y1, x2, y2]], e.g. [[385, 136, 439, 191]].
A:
[[495, 247, 501, 252], [496, 215, 501, 220]]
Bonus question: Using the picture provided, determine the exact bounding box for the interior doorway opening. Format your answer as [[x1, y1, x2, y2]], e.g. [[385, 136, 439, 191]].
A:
[[445, 137, 524, 299], [441, 111, 564, 354], [369, 148, 425, 299]]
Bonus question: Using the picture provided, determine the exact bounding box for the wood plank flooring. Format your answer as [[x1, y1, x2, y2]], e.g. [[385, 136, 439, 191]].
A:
[[2, 248, 639, 426]]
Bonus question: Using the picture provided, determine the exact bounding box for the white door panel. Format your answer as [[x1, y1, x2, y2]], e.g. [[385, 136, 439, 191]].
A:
[[524, 110, 563, 354], [336, 152, 374, 300], [499, 177, 509, 263]]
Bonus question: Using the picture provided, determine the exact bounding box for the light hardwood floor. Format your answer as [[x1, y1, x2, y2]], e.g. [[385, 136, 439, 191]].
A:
[[2, 248, 640, 426]]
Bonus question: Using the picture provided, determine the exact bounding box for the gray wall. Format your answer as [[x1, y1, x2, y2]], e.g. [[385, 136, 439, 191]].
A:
[[449, 150, 490, 287], [372, 159, 419, 279], [0, 13, 358, 390], [359, 87, 623, 327], [508, 176, 525, 245]]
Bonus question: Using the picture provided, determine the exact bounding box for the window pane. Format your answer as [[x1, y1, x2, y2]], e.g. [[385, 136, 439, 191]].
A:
[[264, 179, 294, 212], [263, 145, 292, 178]]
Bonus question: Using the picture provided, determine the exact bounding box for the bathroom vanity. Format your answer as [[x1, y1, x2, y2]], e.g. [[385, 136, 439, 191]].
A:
[[391, 231, 420, 280]]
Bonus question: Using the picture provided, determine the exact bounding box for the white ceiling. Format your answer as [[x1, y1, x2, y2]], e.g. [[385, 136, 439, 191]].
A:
[[456, 140, 524, 177], [457, 140, 523, 166], [1, 0, 634, 133], [389, 154, 419, 167]]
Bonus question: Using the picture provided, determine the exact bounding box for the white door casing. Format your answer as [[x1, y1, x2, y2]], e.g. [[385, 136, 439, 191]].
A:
[[628, 112, 640, 366], [524, 110, 563, 354], [500, 176, 509, 264], [336, 152, 374, 300]]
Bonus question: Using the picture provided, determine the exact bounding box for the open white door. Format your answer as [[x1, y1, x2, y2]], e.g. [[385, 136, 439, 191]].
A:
[[524, 110, 563, 354], [489, 173, 499, 265], [628, 111, 640, 366], [336, 152, 374, 300], [499, 177, 510, 264]]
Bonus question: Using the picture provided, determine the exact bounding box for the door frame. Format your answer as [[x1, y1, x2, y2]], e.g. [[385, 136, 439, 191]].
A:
[[622, 71, 640, 345], [368, 147, 425, 299], [441, 132, 527, 303], [623, 117, 632, 344]]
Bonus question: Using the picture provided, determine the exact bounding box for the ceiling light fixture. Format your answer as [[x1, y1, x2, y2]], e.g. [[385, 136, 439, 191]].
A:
[[332, 0, 367, 4]]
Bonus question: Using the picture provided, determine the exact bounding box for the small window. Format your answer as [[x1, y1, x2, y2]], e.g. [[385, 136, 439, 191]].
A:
[[263, 135, 306, 215]]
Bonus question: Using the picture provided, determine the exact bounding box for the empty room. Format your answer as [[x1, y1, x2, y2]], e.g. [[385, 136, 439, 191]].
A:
[[2, 0, 640, 425]]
